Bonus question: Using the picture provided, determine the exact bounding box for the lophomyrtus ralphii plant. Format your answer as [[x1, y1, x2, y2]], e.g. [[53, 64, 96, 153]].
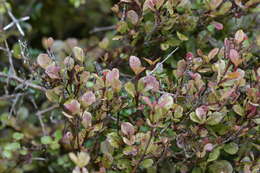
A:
[[31, 28, 259, 172]]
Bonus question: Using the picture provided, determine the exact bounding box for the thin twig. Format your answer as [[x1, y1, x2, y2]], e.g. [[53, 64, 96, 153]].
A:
[[147, 47, 179, 76], [131, 129, 155, 173], [9, 93, 22, 118], [36, 104, 59, 135], [36, 104, 59, 116], [3, 1, 30, 36], [0, 72, 47, 92], [4, 40, 17, 76], [0, 93, 25, 100], [89, 25, 116, 34]]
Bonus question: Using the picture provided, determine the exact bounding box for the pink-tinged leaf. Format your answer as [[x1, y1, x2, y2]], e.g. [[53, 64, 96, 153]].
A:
[[64, 56, 75, 70], [80, 71, 90, 84], [220, 88, 235, 101], [188, 72, 201, 80], [37, 53, 52, 69], [195, 106, 208, 119], [106, 68, 120, 84], [64, 99, 80, 115], [211, 21, 223, 30], [81, 91, 96, 107], [224, 38, 230, 48], [62, 131, 73, 144], [176, 60, 187, 77], [82, 111, 92, 128], [45, 64, 61, 79], [229, 49, 242, 67], [142, 75, 159, 92], [121, 122, 135, 137], [235, 29, 246, 44], [129, 56, 145, 75], [204, 143, 214, 151], [158, 94, 173, 110], [142, 96, 153, 108], [185, 52, 193, 61], [208, 48, 219, 61], [143, 0, 155, 11]]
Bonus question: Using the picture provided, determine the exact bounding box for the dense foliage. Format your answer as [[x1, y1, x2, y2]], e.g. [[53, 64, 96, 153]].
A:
[[0, 0, 259, 173]]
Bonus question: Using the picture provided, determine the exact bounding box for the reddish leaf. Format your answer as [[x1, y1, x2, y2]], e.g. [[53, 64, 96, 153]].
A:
[[129, 56, 145, 75], [121, 122, 135, 136], [211, 21, 223, 30], [106, 68, 120, 84], [208, 48, 219, 62], [64, 99, 80, 115], [81, 91, 96, 107], [229, 49, 242, 67], [195, 106, 208, 119], [82, 111, 92, 128], [141, 75, 160, 92], [45, 64, 61, 79]]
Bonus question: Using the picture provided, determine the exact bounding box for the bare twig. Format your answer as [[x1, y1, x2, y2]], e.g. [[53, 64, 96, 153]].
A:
[[3, 2, 30, 36], [89, 25, 116, 34], [131, 129, 155, 173], [36, 104, 59, 116], [0, 93, 24, 100], [9, 93, 22, 118], [147, 47, 179, 76], [4, 40, 17, 76], [36, 104, 59, 135], [0, 72, 47, 92]]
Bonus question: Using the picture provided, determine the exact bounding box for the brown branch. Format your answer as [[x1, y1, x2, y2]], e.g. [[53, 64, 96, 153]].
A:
[[0, 72, 47, 92], [131, 129, 155, 173]]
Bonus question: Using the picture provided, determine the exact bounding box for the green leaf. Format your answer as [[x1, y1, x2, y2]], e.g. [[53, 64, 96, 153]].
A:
[[224, 142, 239, 155], [206, 112, 224, 125], [174, 104, 183, 118], [208, 160, 233, 173], [2, 150, 12, 159], [177, 32, 189, 41], [5, 142, 21, 151], [41, 136, 53, 145], [73, 46, 85, 62], [232, 104, 245, 116], [190, 112, 204, 124], [140, 159, 154, 169], [207, 24, 215, 32], [192, 167, 203, 173], [12, 132, 24, 140], [50, 142, 60, 150], [54, 130, 62, 141], [107, 132, 121, 148], [124, 82, 136, 97], [216, 1, 232, 15], [207, 147, 220, 162]]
